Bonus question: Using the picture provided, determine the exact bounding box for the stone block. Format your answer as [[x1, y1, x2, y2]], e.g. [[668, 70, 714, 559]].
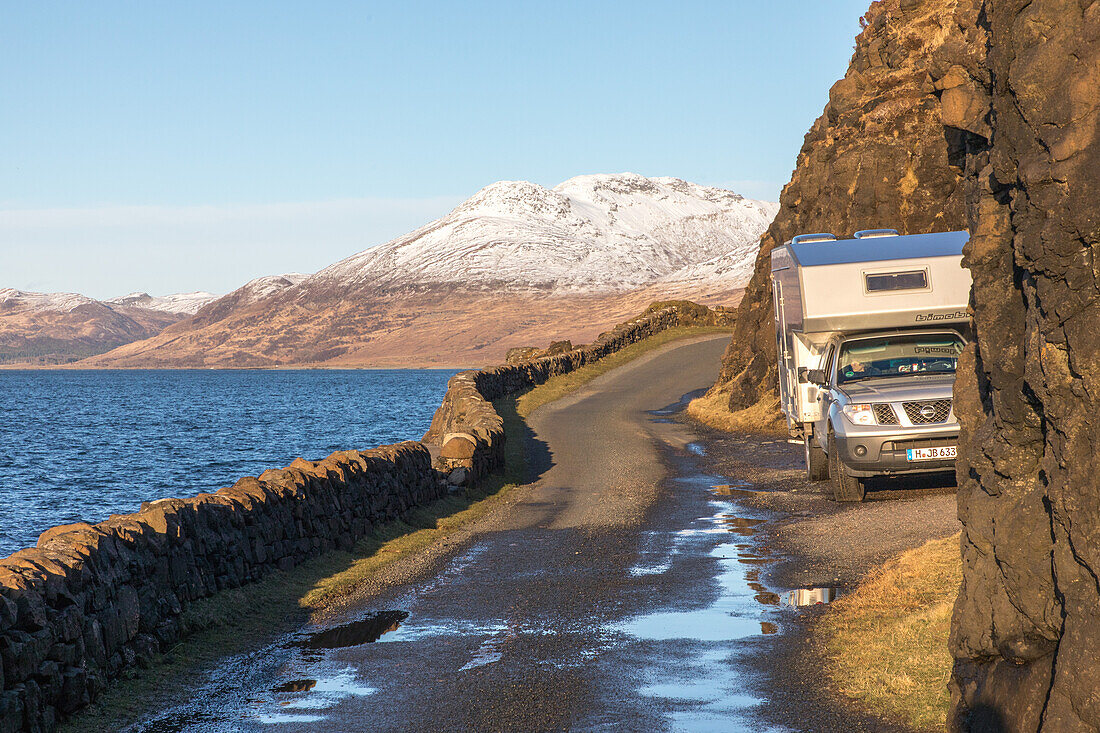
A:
[[440, 434, 477, 460]]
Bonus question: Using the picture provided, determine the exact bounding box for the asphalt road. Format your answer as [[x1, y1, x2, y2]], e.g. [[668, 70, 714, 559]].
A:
[[127, 333, 959, 733]]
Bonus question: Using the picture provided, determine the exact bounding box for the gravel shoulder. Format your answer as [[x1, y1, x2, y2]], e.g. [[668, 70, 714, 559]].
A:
[[692, 427, 961, 589]]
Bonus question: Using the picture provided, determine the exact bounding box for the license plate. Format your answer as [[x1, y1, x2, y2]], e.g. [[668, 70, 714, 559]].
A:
[[906, 446, 957, 461]]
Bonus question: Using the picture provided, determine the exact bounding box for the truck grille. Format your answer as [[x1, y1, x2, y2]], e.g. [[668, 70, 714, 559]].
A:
[[873, 404, 899, 425], [903, 399, 953, 425], [887, 436, 956, 452]]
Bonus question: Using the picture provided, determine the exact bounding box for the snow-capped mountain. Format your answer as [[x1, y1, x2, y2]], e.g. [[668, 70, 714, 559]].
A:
[[309, 173, 777, 294], [87, 174, 776, 368], [0, 289, 98, 314], [106, 291, 218, 315]]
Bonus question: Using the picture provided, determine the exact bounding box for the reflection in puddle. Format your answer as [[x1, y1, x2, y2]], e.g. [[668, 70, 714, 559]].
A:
[[686, 442, 706, 456], [618, 471, 798, 732], [297, 611, 408, 649], [710, 484, 757, 499], [254, 668, 377, 725], [377, 618, 510, 643], [719, 515, 766, 535], [785, 587, 840, 607]]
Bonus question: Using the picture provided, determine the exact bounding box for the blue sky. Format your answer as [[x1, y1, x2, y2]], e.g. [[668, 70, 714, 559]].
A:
[[1, 1, 870, 298]]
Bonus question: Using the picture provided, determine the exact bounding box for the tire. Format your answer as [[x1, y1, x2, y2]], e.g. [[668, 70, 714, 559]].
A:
[[828, 431, 866, 502], [805, 434, 829, 481]]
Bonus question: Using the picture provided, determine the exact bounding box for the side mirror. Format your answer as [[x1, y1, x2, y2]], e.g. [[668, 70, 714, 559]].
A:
[[806, 369, 828, 386]]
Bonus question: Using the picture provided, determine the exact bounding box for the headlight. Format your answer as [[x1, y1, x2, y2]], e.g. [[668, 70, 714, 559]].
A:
[[842, 403, 876, 425]]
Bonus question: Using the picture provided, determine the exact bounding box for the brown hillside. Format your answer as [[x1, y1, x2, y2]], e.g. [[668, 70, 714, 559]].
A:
[[81, 284, 742, 369]]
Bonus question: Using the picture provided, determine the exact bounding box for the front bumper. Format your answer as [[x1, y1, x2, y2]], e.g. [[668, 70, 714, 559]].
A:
[[833, 429, 958, 478]]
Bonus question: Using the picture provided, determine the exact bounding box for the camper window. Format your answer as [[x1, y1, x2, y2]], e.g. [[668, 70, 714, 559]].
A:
[[837, 334, 964, 384], [864, 269, 929, 292]]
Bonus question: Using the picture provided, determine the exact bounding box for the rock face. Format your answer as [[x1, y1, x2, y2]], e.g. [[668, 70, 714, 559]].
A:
[[83, 174, 771, 369], [709, 0, 976, 413], [949, 2, 1100, 730]]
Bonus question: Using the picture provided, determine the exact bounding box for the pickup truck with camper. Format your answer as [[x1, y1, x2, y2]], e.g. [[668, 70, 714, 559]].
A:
[[770, 229, 972, 501]]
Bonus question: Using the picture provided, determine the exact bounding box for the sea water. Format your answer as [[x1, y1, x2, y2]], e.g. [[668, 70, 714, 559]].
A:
[[0, 369, 456, 557]]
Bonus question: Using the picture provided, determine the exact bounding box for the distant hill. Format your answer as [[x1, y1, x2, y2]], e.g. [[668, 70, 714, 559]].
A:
[[0, 289, 216, 365], [84, 174, 777, 368]]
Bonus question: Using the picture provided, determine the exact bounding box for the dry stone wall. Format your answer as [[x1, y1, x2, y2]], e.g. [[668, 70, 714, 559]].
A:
[[0, 301, 717, 731], [0, 442, 440, 733], [424, 303, 720, 483]]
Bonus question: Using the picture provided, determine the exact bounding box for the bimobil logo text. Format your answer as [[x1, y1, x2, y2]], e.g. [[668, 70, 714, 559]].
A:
[[915, 311, 967, 322]]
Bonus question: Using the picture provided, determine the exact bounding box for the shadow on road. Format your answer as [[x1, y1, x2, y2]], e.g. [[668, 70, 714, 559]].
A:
[[863, 470, 957, 501], [493, 395, 553, 484]]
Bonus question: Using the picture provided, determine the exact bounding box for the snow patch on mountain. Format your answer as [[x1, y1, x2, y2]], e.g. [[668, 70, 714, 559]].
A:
[[237, 273, 310, 302], [0, 289, 98, 313], [107, 291, 218, 315], [308, 173, 778, 295]]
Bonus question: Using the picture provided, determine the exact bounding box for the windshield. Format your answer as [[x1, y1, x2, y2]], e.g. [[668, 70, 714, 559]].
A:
[[836, 333, 964, 384]]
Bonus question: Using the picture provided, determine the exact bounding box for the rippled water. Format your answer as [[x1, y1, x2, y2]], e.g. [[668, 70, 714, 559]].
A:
[[0, 369, 456, 557]]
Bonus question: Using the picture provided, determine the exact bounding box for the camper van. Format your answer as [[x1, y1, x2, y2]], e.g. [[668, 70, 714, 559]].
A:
[[770, 229, 972, 502]]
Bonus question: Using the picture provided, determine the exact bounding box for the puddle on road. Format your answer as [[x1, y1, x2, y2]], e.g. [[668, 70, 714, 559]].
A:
[[296, 610, 408, 650], [719, 515, 766, 535], [709, 483, 759, 500], [615, 471, 798, 732], [255, 668, 378, 725], [785, 587, 840, 607]]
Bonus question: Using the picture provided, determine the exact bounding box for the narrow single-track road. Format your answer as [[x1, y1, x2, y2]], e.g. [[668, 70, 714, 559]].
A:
[[126, 334, 958, 732]]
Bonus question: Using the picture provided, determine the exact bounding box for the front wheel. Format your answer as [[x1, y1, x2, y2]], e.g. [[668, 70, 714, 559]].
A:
[[828, 432, 866, 502], [805, 434, 829, 481]]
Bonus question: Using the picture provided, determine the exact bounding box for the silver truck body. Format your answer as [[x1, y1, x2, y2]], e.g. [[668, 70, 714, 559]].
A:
[[769, 230, 972, 500]]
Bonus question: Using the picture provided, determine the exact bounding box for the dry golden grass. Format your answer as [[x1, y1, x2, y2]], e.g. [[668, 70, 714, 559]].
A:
[[817, 533, 962, 732], [685, 388, 787, 434], [515, 326, 731, 419]]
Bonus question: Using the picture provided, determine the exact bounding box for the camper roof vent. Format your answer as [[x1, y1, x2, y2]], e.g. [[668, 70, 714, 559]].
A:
[[790, 233, 837, 245], [853, 229, 900, 239]]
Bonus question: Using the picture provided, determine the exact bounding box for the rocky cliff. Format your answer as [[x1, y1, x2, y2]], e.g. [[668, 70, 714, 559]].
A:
[[949, 1, 1100, 730], [708, 0, 980, 415]]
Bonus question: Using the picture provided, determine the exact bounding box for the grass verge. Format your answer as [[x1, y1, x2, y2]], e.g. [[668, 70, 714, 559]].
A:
[[816, 533, 962, 732], [685, 388, 786, 434], [515, 325, 731, 418]]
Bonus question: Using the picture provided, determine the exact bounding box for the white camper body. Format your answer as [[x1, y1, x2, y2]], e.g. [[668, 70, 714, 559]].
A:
[[770, 230, 971, 435]]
